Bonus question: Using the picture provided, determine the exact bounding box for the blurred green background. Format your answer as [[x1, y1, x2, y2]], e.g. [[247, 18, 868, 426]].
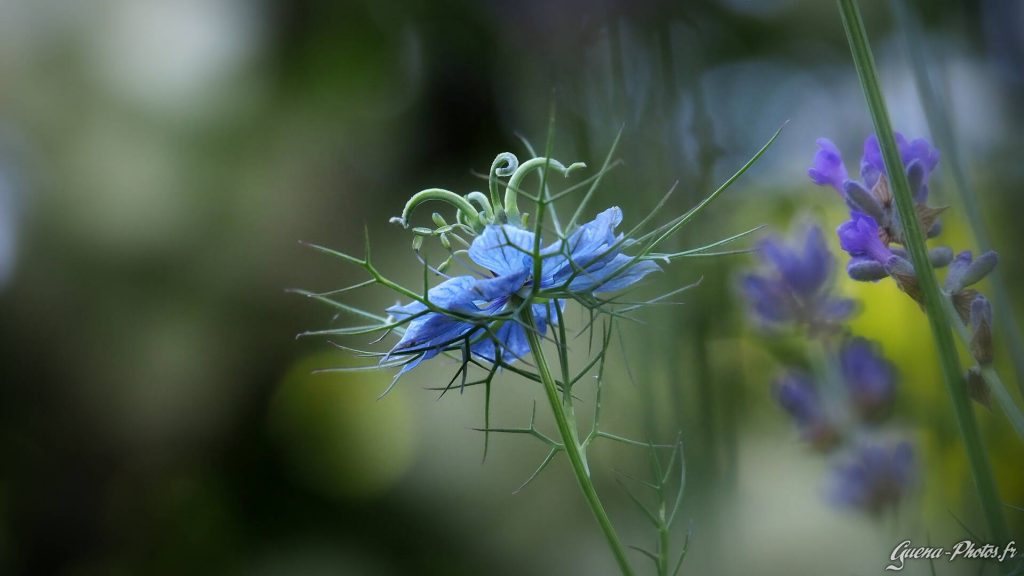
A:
[[1, 0, 1022, 574]]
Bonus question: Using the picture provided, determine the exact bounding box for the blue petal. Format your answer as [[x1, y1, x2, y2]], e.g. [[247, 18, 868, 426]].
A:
[[545, 207, 659, 293], [386, 275, 495, 363], [468, 224, 537, 276], [563, 207, 623, 268], [580, 255, 660, 294], [470, 302, 555, 363]]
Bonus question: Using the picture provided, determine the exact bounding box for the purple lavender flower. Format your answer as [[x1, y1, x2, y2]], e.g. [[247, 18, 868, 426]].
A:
[[828, 441, 915, 514], [810, 133, 947, 249], [836, 215, 892, 266], [774, 372, 839, 450], [739, 225, 854, 331], [839, 338, 896, 421], [386, 207, 659, 373], [859, 134, 940, 201], [808, 138, 848, 193]]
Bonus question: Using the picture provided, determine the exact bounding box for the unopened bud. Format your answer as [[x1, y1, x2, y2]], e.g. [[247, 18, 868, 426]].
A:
[[843, 181, 885, 223], [959, 251, 998, 289], [966, 367, 991, 410], [928, 246, 953, 268], [885, 256, 922, 303], [847, 259, 887, 282], [969, 295, 993, 365]]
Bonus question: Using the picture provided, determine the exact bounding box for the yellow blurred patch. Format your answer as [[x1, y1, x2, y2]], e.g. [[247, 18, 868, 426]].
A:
[[268, 352, 415, 501]]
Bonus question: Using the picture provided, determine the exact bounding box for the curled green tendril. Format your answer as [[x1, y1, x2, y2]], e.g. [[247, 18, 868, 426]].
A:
[[391, 188, 483, 232], [504, 158, 586, 223], [489, 153, 519, 208], [465, 191, 495, 221]]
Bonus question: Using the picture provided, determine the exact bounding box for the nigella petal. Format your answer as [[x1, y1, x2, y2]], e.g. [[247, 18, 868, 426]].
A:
[[468, 224, 537, 276], [557, 207, 624, 274], [595, 258, 660, 293], [566, 254, 660, 294], [470, 302, 555, 363], [471, 269, 529, 301], [387, 276, 477, 318]]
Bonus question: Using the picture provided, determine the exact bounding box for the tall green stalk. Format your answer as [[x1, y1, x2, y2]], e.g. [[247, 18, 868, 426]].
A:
[[837, 0, 1009, 543], [520, 308, 636, 576]]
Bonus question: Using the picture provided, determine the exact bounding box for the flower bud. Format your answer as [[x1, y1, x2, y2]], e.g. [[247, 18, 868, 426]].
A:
[[905, 160, 926, 202], [885, 256, 922, 303], [959, 250, 998, 289], [843, 181, 885, 223], [944, 251, 972, 293], [966, 367, 991, 410], [928, 246, 953, 268], [432, 212, 448, 228], [847, 258, 888, 282], [951, 288, 978, 324], [969, 295, 993, 365]]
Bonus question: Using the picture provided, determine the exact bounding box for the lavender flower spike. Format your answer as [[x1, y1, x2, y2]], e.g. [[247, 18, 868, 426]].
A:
[[839, 338, 896, 422], [828, 441, 915, 515], [774, 372, 838, 450], [811, 133, 948, 244], [739, 224, 854, 331]]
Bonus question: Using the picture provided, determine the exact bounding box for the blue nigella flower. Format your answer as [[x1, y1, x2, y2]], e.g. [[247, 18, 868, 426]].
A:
[[828, 440, 915, 514], [774, 371, 839, 450], [839, 337, 896, 422], [739, 224, 854, 331], [386, 207, 659, 374]]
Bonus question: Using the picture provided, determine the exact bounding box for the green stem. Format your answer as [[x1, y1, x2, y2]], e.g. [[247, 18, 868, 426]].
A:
[[941, 297, 1024, 439], [520, 309, 636, 576], [837, 0, 1009, 543], [658, 523, 670, 576]]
